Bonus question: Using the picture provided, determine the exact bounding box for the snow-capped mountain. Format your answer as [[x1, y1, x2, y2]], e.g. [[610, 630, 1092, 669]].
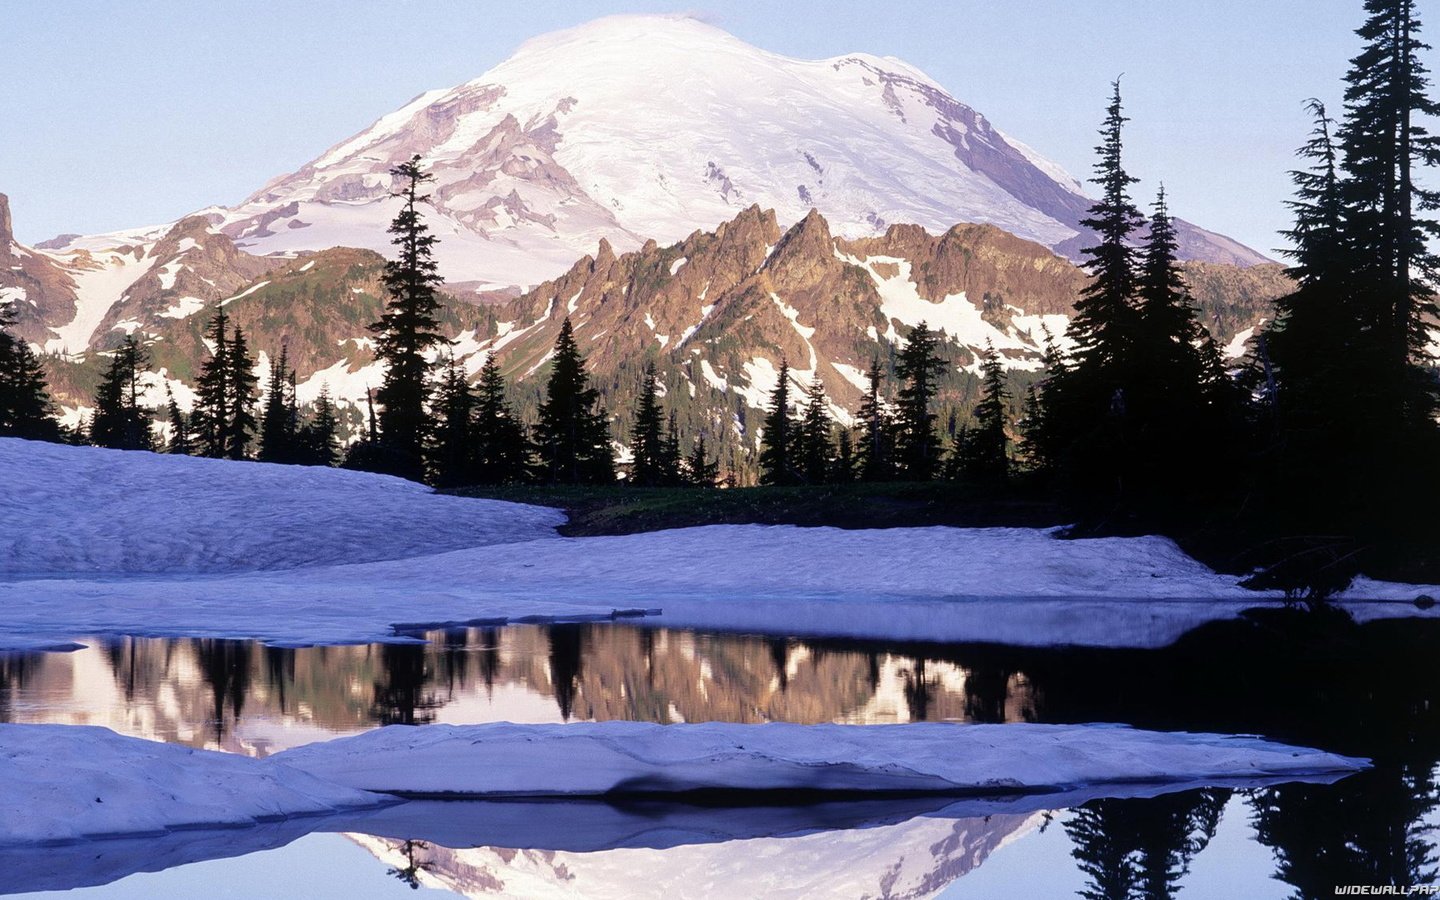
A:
[[207, 14, 1267, 288]]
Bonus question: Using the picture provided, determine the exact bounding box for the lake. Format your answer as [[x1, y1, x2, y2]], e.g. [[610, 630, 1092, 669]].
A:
[[4, 611, 1437, 898]]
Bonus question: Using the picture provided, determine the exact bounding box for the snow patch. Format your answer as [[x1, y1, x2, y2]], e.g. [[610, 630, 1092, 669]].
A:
[[277, 721, 1367, 798]]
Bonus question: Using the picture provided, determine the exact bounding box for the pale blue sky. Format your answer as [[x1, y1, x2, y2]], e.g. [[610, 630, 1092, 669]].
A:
[[0, 1, 1414, 254]]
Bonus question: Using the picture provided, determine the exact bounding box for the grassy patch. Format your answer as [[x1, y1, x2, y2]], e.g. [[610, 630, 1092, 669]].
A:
[[447, 481, 1064, 537]]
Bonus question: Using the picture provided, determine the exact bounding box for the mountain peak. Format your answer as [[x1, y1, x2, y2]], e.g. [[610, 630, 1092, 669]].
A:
[[507, 14, 736, 58], [208, 15, 1268, 287]]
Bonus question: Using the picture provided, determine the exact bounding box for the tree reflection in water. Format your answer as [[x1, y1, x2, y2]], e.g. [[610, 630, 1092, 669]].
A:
[[1066, 788, 1228, 900], [195, 639, 252, 741], [371, 643, 439, 726], [1250, 763, 1439, 899]]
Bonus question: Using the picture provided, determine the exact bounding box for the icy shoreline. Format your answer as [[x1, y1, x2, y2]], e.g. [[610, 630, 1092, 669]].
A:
[[3, 438, 1438, 652]]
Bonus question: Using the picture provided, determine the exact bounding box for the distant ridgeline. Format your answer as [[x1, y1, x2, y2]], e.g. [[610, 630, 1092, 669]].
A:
[[1, 0, 1436, 597]]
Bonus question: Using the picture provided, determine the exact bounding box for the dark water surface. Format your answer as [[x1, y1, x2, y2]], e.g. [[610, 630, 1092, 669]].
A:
[[4, 613, 1439, 898]]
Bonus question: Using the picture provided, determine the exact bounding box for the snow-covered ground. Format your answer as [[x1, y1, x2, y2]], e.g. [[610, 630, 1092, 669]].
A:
[[1, 439, 562, 576], [3, 438, 1437, 651], [0, 723, 384, 845], [0, 720, 1363, 849], [275, 721, 1365, 798]]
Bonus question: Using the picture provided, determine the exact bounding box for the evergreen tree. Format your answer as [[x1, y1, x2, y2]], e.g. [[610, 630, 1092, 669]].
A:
[[629, 361, 668, 486], [298, 386, 340, 467], [369, 155, 446, 480], [472, 356, 531, 484], [685, 434, 720, 487], [758, 359, 798, 485], [534, 318, 614, 484], [662, 411, 683, 486], [855, 355, 896, 482], [257, 345, 301, 464], [0, 303, 58, 440], [799, 375, 834, 485], [894, 323, 946, 480], [191, 307, 232, 458], [90, 336, 153, 451], [164, 385, 191, 455], [429, 356, 475, 488], [833, 429, 856, 484], [1130, 188, 1229, 505], [1016, 385, 1047, 474], [1042, 80, 1146, 503], [1338, 0, 1440, 424], [964, 341, 1010, 483], [223, 326, 258, 460], [1135, 187, 1211, 402], [1070, 78, 1145, 385]]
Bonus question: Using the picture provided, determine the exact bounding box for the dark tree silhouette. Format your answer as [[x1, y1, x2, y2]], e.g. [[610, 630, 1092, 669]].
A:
[[894, 323, 946, 480], [534, 318, 614, 484], [963, 341, 1011, 483], [630, 361, 668, 486], [90, 336, 154, 451], [798, 375, 833, 485], [855, 355, 896, 481], [370, 155, 446, 480], [428, 355, 474, 488], [257, 345, 301, 463], [0, 303, 58, 440], [758, 359, 798, 485], [472, 356, 531, 484]]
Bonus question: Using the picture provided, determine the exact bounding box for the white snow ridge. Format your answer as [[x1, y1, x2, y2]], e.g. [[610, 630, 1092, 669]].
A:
[[274, 721, 1367, 798]]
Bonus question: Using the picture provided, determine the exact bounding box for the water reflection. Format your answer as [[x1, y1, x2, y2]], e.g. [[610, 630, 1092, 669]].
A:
[[6, 613, 1440, 897], [1065, 788, 1228, 900], [0, 626, 1045, 751]]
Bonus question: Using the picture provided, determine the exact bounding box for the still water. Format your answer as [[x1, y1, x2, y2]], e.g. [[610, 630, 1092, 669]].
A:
[[4, 613, 1438, 898]]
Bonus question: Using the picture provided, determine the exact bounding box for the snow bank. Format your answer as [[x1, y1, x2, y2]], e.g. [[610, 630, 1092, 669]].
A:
[[0, 439, 563, 576], [4, 439, 1437, 650], [276, 721, 1366, 797], [0, 724, 385, 845]]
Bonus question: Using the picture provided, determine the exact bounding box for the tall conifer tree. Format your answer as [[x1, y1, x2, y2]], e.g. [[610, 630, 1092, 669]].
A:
[[0, 303, 58, 440], [534, 318, 614, 484], [629, 361, 668, 486], [855, 356, 895, 482], [164, 385, 191, 455], [90, 336, 153, 451], [758, 359, 798, 486], [191, 307, 232, 458], [1044, 80, 1145, 502], [894, 323, 946, 480], [472, 356, 531, 484], [429, 356, 475, 487], [258, 345, 300, 463], [224, 326, 258, 460], [370, 155, 446, 480], [299, 386, 340, 467], [799, 375, 834, 485], [964, 342, 1011, 483]]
